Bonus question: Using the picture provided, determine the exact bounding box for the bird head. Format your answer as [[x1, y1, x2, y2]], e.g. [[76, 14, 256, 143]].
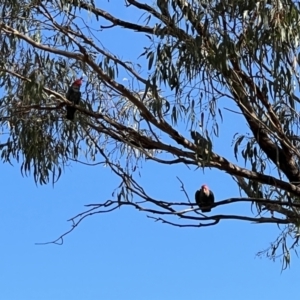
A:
[[72, 77, 83, 86], [201, 184, 210, 195]]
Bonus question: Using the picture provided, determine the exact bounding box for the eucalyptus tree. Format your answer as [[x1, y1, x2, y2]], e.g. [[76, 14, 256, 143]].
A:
[[1, 0, 300, 268]]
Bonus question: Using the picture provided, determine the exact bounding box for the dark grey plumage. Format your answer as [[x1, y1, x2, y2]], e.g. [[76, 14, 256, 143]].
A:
[[66, 78, 82, 120], [195, 185, 215, 212]]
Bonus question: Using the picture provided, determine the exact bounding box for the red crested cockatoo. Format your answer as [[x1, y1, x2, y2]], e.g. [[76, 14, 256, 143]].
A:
[[66, 77, 83, 120]]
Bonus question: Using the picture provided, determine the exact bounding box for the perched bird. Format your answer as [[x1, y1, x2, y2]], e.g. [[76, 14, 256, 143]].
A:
[[195, 184, 215, 212], [66, 77, 83, 120]]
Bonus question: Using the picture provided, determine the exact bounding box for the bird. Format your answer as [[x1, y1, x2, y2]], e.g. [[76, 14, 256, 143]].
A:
[[195, 184, 215, 212], [66, 77, 83, 120]]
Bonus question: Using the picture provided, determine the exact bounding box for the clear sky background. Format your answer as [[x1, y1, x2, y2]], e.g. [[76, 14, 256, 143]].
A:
[[1, 1, 299, 300]]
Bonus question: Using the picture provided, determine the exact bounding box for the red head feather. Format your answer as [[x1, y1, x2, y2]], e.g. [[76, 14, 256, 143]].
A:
[[72, 77, 83, 86]]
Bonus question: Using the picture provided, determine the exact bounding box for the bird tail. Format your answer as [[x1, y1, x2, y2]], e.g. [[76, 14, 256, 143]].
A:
[[66, 107, 75, 120], [200, 206, 211, 213]]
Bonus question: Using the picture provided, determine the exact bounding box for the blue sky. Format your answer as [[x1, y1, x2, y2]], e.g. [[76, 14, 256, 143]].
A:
[[1, 1, 299, 299], [2, 158, 300, 300]]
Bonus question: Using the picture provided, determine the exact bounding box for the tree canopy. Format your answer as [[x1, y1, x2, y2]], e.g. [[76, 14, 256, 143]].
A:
[[1, 0, 300, 268]]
